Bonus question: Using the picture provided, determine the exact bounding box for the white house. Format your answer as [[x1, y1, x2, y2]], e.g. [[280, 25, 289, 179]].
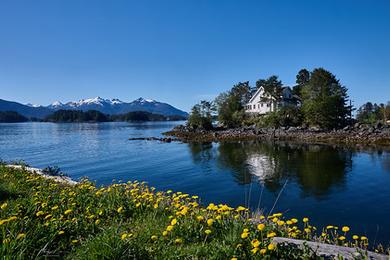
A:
[[245, 86, 298, 114]]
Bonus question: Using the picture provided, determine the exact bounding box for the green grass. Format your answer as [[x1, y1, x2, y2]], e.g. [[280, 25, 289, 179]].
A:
[[0, 165, 386, 259]]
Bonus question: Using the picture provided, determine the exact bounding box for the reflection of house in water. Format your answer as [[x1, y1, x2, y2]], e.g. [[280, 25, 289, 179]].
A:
[[246, 154, 276, 183], [188, 140, 354, 199]]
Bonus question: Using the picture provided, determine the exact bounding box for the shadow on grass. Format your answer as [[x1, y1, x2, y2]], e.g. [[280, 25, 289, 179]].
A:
[[0, 182, 23, 202]]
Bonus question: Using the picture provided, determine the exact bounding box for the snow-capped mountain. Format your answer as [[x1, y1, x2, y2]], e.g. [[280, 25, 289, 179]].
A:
[[47, 97, 188, 117], [0, 97, 188, 119]]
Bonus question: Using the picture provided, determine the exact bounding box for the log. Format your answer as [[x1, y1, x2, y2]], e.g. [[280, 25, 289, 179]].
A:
[[272, 237, 389, 260]]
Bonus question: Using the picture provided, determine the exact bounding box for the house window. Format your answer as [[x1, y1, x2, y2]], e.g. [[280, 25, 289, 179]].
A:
[[261, 103, 263, 107], [258, 104, 260, 109]]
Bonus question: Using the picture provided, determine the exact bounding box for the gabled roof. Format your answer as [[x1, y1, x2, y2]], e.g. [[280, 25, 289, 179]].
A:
[[248, 86, 264, 103]]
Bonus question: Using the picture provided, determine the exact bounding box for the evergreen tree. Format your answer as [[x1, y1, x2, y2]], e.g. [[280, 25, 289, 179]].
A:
[[301, 68, 349, 129]]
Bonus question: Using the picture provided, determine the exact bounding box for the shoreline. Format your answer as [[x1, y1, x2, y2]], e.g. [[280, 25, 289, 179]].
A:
[[163, 124, 390, 147]]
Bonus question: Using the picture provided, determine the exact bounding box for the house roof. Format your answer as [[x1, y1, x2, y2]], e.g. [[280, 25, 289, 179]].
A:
[[248, 86, 263, 103], [247, 86, 292, 104]]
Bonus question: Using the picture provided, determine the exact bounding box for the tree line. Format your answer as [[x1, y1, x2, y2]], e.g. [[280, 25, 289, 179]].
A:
[[0, 110, 187, 123], [188, 67, 388, 130]]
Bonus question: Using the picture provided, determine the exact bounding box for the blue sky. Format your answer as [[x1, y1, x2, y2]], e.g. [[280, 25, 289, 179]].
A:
[[0, 0, 389, 112]]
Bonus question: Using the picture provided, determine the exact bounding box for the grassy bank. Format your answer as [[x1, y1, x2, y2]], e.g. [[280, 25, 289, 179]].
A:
[[0, 165, 387, 259]]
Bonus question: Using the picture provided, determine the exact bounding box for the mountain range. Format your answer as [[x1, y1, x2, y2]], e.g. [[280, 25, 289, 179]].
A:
[[0, 97, 188, 119]]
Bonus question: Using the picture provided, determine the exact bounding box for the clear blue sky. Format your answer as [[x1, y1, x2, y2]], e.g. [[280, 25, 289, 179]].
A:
[[0, 0, 389, 112]]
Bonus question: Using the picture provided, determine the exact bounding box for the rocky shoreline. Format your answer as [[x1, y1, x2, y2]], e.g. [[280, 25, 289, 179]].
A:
[[164, 123, 390, 146]]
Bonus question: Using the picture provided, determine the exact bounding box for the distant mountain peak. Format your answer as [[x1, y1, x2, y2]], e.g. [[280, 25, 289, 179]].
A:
[[26, 103, 40, 108], [135, 97, 156, 103], [51, 101, 63, 107]]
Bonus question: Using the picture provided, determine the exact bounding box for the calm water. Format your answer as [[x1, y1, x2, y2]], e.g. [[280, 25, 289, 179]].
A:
[[1, 122, 390, 245]]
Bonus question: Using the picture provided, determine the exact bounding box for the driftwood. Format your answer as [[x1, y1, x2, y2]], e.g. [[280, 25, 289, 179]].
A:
[[272, 237, 389, 260]]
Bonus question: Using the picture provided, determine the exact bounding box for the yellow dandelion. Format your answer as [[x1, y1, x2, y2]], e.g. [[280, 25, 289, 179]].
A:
[[196, 216, 204, 222], [151, 235, 158, 241], [303, 217, 309, 223], [1, 203, 8, 210], [16, 233, 26, 240], [171, 218, 177, 226], [36, 211, 45, 217], [205, 229, 212, 235], [342, 226, 350, 232], [251, 247, 259, 254], [241, 232, 249, 239], [353, 235, 359, 240], [338, 236, 346, 241], [267, 232, 276, 238], [251, 239, 260, 248], [121, 233, 128, 240], [260, 248, 267, 254], [64, 209, 72, 215], [117, 207, 124, 213], [268, 243, 276, 251], [257, 223, 265, 231], [175, 238, 182, 244], [166, 225, 174, 231], [207, 219, 214, 226], [58, 230, 65, 235]]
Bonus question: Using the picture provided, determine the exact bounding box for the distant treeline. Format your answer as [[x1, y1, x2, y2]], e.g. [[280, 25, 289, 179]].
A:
[[0, 109, 187, 123], [47, 110, 186, 122], [0, 111, 28, 123]]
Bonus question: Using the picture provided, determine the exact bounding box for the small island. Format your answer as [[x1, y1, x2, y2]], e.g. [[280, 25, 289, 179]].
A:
[[166, 68, 390, 146]]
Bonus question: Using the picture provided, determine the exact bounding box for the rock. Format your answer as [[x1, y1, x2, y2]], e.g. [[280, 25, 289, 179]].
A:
[[375, 121, 383, 129], [354, 122, 360, 128]]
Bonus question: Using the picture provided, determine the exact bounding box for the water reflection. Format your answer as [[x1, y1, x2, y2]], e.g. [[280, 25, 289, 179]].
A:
[[189, 141, 354, 199]]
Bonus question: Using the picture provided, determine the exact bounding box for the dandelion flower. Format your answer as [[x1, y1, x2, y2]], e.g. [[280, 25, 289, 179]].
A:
[[338, 236, 346, 241], [257, 223, 265, 231], [64, 209, 72, 215], [196, 216, 204, 222], [267, 232, 276, 238], [342, 226, 350, 232], [353, 235, 359, 240], [260, 248, 267, 254], [251, 239, 260, 248], [121, 233, 128, 240], [58, 230, 65, 235], [175, 238, 182, 244], [268, 243, 276, 251], [251, 247, 259, 254], [171, 218, 177, 226], [1, 203, 7, 210], [303, 217, 309, 223], [207, 219, 214, 226], [205, 229, 212, 235], [16, 233, 26, 240], [361, 236, 368, 241], [151, 235, 158, 241], [241, 232, 249, 239], [117, 207, 124, 213], [162, 231, 168, 236], [166, 225, 174, 231]]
